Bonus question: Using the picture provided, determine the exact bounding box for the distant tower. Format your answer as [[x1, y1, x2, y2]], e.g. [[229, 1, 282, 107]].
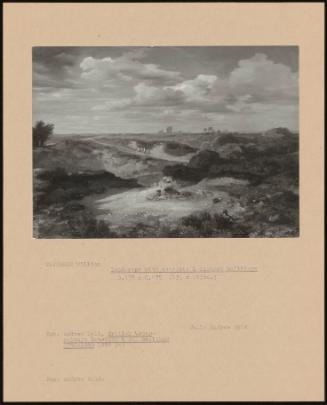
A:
[[166, 126, 173, 135]]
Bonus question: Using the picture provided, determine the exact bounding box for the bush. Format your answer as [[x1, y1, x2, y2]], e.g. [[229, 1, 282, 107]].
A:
[[181, 211, 234, 236], [212, 213, 234, 229], [67, 211, 116, 238], [38, 167, 68, 182]]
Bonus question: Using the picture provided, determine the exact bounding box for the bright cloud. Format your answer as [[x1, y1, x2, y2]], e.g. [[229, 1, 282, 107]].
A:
[[169, 74, 218, 100], [80, 53, 181, 85]]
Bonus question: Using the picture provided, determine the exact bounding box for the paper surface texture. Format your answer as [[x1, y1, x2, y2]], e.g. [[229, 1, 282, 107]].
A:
[[3, 3, 324, 402]]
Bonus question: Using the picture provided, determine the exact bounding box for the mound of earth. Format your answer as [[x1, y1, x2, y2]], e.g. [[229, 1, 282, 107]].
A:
[[164, 141, 196, 156], [188, 150, 222, 170], [34, 168, 140, 208]]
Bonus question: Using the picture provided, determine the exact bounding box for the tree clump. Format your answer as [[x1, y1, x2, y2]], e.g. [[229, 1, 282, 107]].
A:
[[33, 120, 54, 148]]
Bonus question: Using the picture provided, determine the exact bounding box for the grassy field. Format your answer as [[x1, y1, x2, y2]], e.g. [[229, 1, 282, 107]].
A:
[[33, 128, 299, 238]]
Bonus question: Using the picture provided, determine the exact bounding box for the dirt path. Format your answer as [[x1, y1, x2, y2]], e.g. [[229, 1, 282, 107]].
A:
[[83, 137, 194, 163], [93, 183, 242, 231]]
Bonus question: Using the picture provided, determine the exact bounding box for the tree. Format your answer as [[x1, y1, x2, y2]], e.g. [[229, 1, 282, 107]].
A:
[[33, 121, 54, 148]]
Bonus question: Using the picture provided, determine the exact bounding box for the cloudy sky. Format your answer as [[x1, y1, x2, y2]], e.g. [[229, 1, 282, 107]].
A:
[[33, 46, 298, 134]]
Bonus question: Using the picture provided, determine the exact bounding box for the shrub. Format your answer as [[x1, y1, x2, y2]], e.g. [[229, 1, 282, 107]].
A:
[[67, 211, 115, 238], [181, 211, 234, 236]]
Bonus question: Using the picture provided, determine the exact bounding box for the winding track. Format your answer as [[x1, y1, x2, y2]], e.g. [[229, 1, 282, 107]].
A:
[[82, 137, 194, 163]]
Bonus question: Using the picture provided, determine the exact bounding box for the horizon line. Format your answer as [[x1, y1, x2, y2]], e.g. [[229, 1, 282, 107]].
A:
[[52, 127, 299, 136]]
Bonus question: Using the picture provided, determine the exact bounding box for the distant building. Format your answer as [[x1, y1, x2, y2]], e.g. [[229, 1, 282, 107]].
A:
[[166, 126, 173, 134]]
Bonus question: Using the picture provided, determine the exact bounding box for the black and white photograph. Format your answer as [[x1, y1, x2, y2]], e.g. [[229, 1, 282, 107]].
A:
[[33, 46, 299, 238]]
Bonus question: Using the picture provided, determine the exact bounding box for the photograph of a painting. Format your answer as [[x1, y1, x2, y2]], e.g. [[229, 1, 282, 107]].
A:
[[33, 46, 299, 238]]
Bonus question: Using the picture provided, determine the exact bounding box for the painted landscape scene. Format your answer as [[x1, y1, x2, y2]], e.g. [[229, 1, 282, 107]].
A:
[[33, 47, 299, 238]]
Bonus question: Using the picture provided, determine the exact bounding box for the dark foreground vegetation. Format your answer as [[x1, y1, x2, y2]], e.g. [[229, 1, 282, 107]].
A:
[[33, 167, 140, 238]]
